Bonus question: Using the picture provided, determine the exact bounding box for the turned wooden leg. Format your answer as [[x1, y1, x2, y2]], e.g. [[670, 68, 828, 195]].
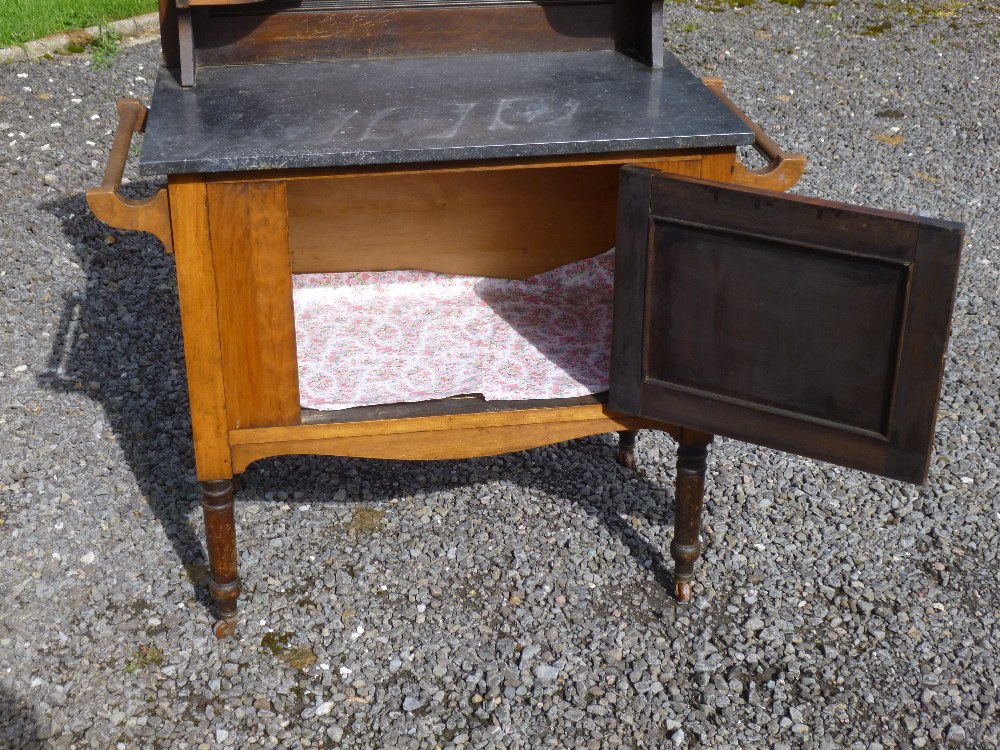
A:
[[201, 479, 241, 639], [670, 431, 712, 602], [617, 430, 639, 470]]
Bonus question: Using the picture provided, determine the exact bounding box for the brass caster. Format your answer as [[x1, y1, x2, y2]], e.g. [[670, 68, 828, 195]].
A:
[[674, 580, 693, 602], [213, 618, 238, 639], [617, 448, 636, 471]]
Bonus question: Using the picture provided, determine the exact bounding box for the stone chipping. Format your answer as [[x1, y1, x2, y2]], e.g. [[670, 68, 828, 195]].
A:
[[1, 1, 998, 747]]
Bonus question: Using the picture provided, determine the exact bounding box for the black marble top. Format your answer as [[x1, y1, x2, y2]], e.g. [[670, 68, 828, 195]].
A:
[[139, 50, 754, 176]]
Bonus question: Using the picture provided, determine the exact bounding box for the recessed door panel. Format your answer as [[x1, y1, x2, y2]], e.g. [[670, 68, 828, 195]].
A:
[[610, 167, 963, 484]]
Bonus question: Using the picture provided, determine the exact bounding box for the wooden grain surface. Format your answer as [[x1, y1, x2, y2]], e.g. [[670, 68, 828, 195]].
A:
[[611, 172, 963, 484], [206, 181, 301, 430], [168, 174, 233, 480], [192, 3, 615, 66], [87, 189, 174, 254], [287, 154, 704, 277], [287, 166, 620, 277], [230, 402, 667, 471], [699, 149, 736, 182]]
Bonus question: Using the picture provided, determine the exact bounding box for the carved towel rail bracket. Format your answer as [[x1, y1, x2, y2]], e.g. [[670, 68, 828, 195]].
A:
[[702, 77, 807, 192], [86, 99, 174, 253]]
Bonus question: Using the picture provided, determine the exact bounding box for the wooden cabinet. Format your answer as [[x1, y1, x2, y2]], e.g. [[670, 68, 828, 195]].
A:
[[89, 5, 962, 637]]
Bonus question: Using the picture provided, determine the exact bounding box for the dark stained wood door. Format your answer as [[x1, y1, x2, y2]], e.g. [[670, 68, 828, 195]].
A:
[[610, 167, 963, 484]]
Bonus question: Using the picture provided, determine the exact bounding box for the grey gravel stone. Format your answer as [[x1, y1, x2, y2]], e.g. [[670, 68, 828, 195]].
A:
[[947, 724, 967, 744], [533, 664, 560, 683], [1, 4, 999, 750], [327, 726, 344, 742], [402, 696, 424, 712], [744, 616, 765, 632], [519, 643, 541, 668]]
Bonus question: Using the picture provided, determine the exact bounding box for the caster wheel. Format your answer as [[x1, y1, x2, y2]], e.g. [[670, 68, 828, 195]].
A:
[[617, 448, 636, 471], [213, 618, 238, 639], [674, 581, 693, 602]]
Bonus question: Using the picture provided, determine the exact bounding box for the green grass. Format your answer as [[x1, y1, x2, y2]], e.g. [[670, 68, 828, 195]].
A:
[[89, 24, 123, 66], [0, 0, 156, 47]]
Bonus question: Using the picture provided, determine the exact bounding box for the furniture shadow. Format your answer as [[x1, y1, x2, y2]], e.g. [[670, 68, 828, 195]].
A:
[[42, 190, 217, 615], [241, 435, 683, 596], [43, 192, 680, 619], [1, 680, 45, 748]]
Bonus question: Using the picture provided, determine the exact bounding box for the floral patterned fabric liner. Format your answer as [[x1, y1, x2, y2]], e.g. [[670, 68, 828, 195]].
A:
[[293, 250, 615, 410]]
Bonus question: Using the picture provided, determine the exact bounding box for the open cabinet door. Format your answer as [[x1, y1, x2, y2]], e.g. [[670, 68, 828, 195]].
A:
[[610, 167, 963, 484]]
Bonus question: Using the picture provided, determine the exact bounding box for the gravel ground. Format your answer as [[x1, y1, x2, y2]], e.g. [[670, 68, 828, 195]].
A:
[[1, 2, 998, 748]]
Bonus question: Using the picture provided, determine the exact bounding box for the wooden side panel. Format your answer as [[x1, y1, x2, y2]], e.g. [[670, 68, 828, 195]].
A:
[[610, 171, 963, 484], [178, 1, 196, 86], [287, 156, 702, 278], [168, 175, 232, 480], [159, 0, 180, 67], [193, 4, 615, 66], [884, 222, 966, 480], [206, 181, 301, 431], [654, 156, 702, 178], [287, 166, 617, 277], [645, 226, 908, 433], [699, 149, 736, 182]]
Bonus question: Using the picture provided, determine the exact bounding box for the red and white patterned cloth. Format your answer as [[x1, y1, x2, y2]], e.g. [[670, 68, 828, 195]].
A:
[[293, 250, 614, 410]]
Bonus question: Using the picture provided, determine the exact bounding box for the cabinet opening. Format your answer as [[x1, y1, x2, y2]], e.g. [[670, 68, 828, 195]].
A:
[[293, 249, 616, 412], [285, 164, 636, 415]]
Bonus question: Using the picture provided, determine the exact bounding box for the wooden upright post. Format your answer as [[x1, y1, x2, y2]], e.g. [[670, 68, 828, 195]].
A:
[[671, 429, 712, 601]]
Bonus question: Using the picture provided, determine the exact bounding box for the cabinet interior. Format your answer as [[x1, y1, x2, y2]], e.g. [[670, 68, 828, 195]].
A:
[[202, 151, 731, 431], [285, 158, 697, 279]]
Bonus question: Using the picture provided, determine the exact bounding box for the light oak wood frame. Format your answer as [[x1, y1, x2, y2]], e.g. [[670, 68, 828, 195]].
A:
[[164, 149, 750, 631], [92, 79, 808, 634], [168, 147, 741, 483]]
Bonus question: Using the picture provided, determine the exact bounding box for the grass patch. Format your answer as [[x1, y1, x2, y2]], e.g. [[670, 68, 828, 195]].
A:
[[343, 507, 386, 535], [861, 20, 893, 34], [89, 24, 122, 66], [0, 0, 156, 47], [873, 0, 969, 19], [121, 644, 164, 674], [261, 631, 318, 669]]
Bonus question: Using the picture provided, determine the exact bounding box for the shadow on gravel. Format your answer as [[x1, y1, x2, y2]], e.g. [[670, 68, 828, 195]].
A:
[[242, 437, 683, 594], [1, 682, 44, 749], [42, 189, 216, 616], [43, 188, 683, 622]]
